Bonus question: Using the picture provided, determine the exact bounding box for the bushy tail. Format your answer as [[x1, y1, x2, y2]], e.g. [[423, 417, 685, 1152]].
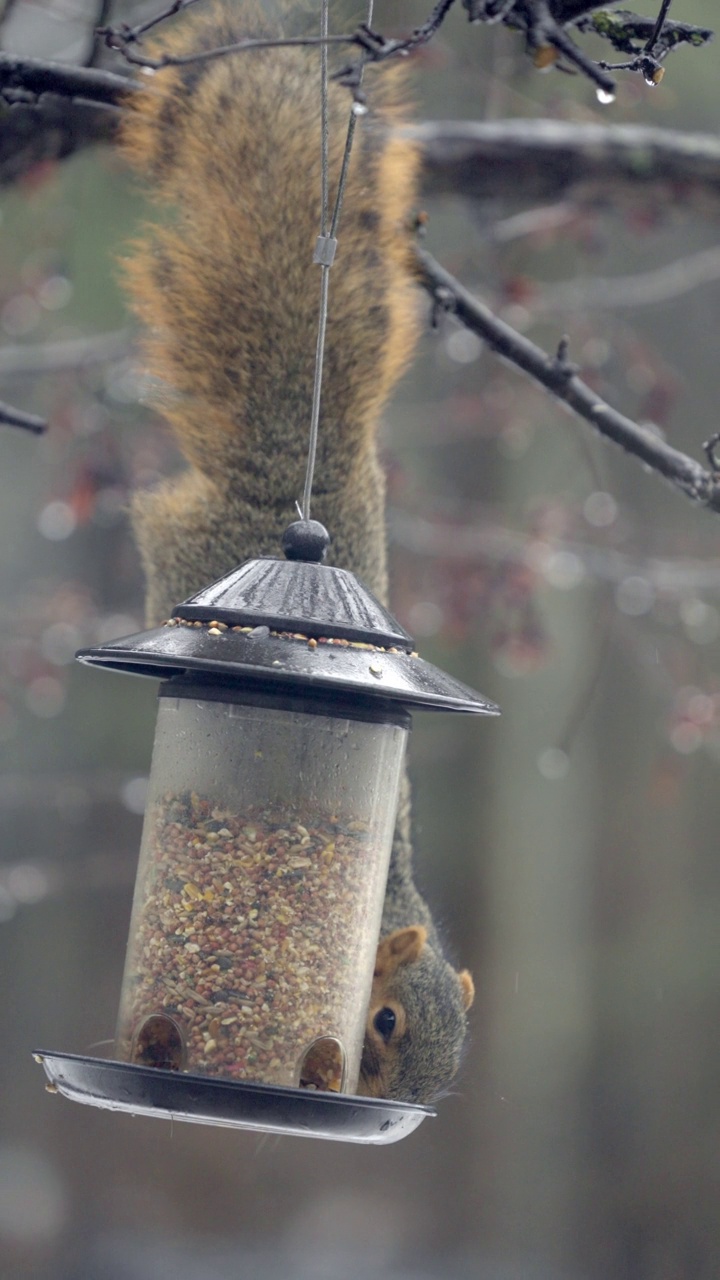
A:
[[121, 1, 420, 495]]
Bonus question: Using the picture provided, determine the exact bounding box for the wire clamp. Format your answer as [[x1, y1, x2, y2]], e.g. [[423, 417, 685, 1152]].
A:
[[313, 235, 338, 267]]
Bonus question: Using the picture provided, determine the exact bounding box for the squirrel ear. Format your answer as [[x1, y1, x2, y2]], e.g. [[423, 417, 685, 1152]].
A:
[[458, 969, 475, 1010], [374, 926, 427, 978]]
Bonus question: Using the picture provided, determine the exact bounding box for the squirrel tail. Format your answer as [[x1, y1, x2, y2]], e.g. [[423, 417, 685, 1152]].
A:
[[120, 1, 421, 619]]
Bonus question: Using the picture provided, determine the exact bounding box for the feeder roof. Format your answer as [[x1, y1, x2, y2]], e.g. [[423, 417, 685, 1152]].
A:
[[177, 554, 414, 650], [76, 525, 499, 717]]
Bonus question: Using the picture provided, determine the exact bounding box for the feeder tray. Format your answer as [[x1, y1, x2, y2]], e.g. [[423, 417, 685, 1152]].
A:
[[34, 1051, 433, 1145], [35, 522, 498, 1142]]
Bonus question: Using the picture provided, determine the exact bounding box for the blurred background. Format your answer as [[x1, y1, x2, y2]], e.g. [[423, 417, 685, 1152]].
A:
[[1, 1, 719, 1277]]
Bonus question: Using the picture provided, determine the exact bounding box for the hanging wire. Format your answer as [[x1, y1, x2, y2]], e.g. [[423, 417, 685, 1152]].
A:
[[319, 0, 330, 235], [300, 0, 374, 523], [301, 0, 330, 523], [330, 0, 373, 238]]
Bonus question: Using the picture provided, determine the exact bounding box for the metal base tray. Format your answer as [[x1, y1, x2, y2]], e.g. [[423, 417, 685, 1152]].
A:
[[34, 1051, 433, 1145]]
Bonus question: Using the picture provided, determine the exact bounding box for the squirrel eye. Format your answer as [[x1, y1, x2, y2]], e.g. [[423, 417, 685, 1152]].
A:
[[373, 1007, 396, 1042]]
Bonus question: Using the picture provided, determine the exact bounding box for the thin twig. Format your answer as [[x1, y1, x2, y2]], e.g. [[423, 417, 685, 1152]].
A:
[[336, 0, 469, 91], [0, 0, 708, 96], [87, 0, 114, 68], [488, 202, 577, 244], [530, 246, 720, 314], [106, 30, 353, 71], [645, 0, 673, 53], [97, 0, 200, 50], [583, 8, 711, 80], [104, 0, 460, 77], [0, 400, 47, 433], [0, 331, 131, 376], [412, 245, 720, 513], [527, 0, 617, 95], [483, 0, 616, 95]]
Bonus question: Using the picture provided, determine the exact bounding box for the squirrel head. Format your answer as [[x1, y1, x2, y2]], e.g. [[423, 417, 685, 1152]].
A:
[[358, 925, 474, 1104]]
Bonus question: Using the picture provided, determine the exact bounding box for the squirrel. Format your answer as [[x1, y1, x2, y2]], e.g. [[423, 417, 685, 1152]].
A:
[[119, 0, 475, 1105]]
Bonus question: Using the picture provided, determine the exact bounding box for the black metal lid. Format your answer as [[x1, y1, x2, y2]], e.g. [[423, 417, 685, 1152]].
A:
[[176, 555, 413, 650], [76, 521, 499, 718]]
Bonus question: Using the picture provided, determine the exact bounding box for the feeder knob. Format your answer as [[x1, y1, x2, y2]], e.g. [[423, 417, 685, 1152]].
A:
[[282, 520, 330, 563]]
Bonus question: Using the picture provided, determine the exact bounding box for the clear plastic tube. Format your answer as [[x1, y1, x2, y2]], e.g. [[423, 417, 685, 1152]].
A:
[[115, 688, 407, 1094]]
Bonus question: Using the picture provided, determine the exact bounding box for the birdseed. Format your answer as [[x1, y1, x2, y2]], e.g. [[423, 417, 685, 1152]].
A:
[[115, 790, 385, 1091]]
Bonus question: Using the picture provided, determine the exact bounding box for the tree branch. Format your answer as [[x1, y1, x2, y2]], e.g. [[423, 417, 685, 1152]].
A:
[[513, 0, 616, 95], [0, 331, 131, 377], [0, 51, 136, 186], [2, 103, 720, 217], [3, 107, 720, 210], [465, 1, 711, 93], [549, 1, 622, 20], [0, 51, 132, 104], [97, 0, 710, 96], [389, 507, 720, 595], [86, 0, 117, 69], [0, 23, 712, 185], [102, 28, 355, 71], [0, 400, 47, 433], [97, 0, 201, 53], [101, 0, 461, 88], [413, 120, 720, 211], [465, 1, 616, 22], [411, 245, 720, 513], [529, 246, 720, 314], [578, 7, 712, 59], [0, 96, 120, 188], [644, 0, 674, 53]]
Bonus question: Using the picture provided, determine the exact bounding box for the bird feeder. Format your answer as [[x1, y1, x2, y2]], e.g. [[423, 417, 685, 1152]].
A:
[[35, 520, 498, 1144]]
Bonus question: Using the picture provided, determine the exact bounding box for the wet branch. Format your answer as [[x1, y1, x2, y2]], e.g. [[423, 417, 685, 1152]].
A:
[[412, 245, 720, 514], [0, 51, 132, 104], [0, 400, 47, 434], [96, 0, 201, 52], [0, 4, 708, 180], [95, 0, 710, 100], [415, 120, 720, 211]]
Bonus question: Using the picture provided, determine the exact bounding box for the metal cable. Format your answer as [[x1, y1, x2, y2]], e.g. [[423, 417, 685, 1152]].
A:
[[330, 0, 373, 238], [301, 0, 330, 522], [320, 0, 329, 234], [300, 0, 373, 522]]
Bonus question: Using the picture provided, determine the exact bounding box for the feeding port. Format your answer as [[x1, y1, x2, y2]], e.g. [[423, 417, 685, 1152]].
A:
[[114, 682, 408, 1095]]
